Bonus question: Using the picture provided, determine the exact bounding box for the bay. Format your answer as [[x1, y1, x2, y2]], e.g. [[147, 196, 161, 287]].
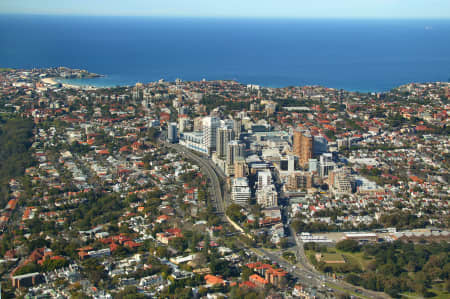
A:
[[1, 15, 449, 92]]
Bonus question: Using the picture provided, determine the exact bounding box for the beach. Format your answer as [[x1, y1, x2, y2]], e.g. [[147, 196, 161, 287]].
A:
[[41, 77, 86, 89]]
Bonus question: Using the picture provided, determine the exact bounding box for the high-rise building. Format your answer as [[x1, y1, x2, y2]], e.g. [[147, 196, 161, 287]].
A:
[[202, 116, 220, 154], [233, 118, 242, 140], [132, 82, 143, 102], [313, 135, 328, 155], [232, 177, 251, 205], [257, 170, 272, 190], [319, 153, 335, 177], [168, 122, 178, 143], [217, 127, 234, 159], [293, 128, 313, 167], [288, 155, 297, 172], [226, 140, 245, 166]]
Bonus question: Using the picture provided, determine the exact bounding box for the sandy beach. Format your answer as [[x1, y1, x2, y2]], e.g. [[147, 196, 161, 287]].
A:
[[41, 77, 58, 85], [41, 77, 85, 89]]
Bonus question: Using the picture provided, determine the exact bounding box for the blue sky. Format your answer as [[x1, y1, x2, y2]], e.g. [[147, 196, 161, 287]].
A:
[[1, 0, 449, 18]]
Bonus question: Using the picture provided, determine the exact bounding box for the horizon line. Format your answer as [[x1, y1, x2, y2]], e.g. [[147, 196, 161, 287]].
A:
[[1, 12, 450, 20]]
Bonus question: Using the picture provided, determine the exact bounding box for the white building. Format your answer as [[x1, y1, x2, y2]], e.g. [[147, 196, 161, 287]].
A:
[[257, 184, 278, 208], [202, 116, 220, 154], [257, 170, 272, 190], [231, 177, 251, 205], [179, 132, 208, 155], [319, 153, 335, 177]]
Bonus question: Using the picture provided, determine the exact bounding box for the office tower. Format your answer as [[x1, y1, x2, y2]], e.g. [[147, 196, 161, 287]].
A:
[[319, 153, 335, 177], [202, 116, 220, 154], [313, 135, 328, 155], [216, 127, 234, 159], [226, 140, 245, 166], [233, 118, 242, 139], [293, 128, 313, 167], [168, 122, 178, 143]]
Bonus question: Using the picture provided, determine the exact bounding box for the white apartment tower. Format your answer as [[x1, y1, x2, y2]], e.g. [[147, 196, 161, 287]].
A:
[[257, 170, 272, 190], [232, 177, 251, 205], [202, 116, 220, 155]]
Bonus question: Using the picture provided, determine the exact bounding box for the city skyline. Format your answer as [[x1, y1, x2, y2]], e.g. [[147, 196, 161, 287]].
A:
[[1, 0, 450, 19]]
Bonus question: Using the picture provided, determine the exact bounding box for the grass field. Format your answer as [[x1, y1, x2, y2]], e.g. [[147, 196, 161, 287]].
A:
[[307, 247, 374, 273], [319, 252, 345, 263], [334, 248, 374, 270]]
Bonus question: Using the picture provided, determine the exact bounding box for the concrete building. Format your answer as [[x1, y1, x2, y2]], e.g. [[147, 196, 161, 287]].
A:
[[233, 118, 242, 139], [168, 122, 178, 143], [11, 272, 44, 288], [257, 170, 272, 190], [330, 168, 352, 194], [226, 140, 245, 167], [309, 158, 318, 173], [319, 153, 335, 177], [232, 177, 251, 205], [202, 116, 220, 154], [234, 159, 248, 178], [178, 116, 191, 133], [286, 172, 312, 191], [217, 126, 234, 159], [279, 155, 297, 173], [179, 132, 208, 154], [313, 135, 328, 155], [257, 185, 278, 208], [293, 129, 313, 167], [193, 117, 203, 132]]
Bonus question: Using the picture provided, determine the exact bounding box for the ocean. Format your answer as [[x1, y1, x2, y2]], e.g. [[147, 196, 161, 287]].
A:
[[1, 15, 450, 92]]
